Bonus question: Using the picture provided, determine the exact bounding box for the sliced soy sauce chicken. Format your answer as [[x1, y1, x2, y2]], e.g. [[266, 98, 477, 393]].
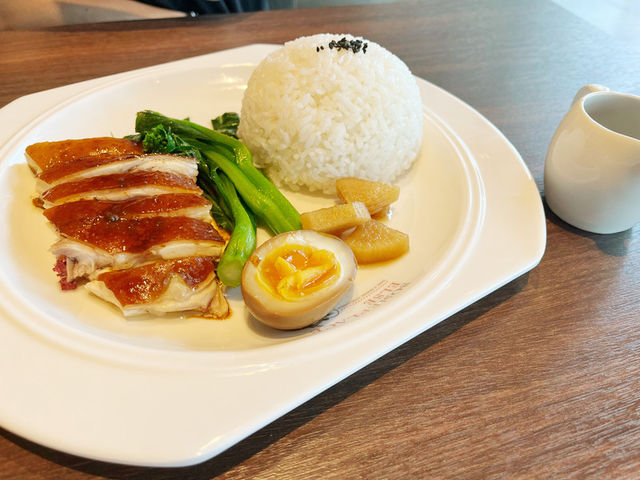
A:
[[35, 153, 198, 194], [27, 137, 232, 319], [40, 170, 202, 207], [46, 215, 226, 283], [85, 257, 230, 318], [43, 194, 215, 224], [25, 137, 144, 174]]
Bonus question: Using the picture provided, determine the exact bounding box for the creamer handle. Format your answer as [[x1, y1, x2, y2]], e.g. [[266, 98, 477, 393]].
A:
[[572, 84, 610, 105]]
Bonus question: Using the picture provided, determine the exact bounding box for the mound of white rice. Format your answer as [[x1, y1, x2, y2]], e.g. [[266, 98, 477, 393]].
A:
[[237, 33, 423, 194]]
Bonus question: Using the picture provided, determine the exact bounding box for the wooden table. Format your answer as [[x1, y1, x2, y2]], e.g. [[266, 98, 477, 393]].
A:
[[1, 0, 639, 478]]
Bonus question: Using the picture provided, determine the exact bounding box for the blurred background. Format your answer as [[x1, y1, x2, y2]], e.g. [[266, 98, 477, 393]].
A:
[[1, 0, 638, 51], [0, 0, 396, 28]]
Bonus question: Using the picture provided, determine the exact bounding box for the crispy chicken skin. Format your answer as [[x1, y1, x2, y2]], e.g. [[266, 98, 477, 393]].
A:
[[40, 171, 202, 207], [26, 137, 144, 174], [43, 194, 213, 223], [28, 137, 230, 318], [35, 153, 199, 193], [85, 257, 230, 318]]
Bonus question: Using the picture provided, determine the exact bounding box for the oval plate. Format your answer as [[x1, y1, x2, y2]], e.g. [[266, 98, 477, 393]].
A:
[[0, 44, 545, 467]]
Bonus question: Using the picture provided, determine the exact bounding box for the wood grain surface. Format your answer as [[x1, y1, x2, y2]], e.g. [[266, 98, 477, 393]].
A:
[[1, 1, 640, 478]]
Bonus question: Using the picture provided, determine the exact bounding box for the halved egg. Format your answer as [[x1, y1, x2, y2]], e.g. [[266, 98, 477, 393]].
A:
[[241, 230, 357, 330]]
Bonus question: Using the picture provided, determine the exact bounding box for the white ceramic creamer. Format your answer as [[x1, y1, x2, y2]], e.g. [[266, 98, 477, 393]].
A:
[[544, 84, 640, 234]]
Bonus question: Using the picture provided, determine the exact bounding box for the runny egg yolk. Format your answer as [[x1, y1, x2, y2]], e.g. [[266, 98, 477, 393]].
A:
[[256, 244, 341, 301]]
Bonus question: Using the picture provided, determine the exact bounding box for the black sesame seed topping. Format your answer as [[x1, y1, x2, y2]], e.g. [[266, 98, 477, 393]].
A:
[[317, 37, 368, 54]]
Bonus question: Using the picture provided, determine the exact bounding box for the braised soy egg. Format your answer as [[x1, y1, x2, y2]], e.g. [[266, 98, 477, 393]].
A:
[[241, 230, 357, 330]]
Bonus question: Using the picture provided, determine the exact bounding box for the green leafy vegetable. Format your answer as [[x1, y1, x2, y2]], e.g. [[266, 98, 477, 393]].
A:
[[133, 124, 201, 159], [211, 112, 240, 138], [135, 110, 301, 235], [203, 168, 256, 288], [200, 183, 234, 234], [133, 110, 301, 287]]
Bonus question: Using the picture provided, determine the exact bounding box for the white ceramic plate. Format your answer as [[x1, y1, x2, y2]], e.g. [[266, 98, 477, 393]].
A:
[[0, 44, 545, 466]]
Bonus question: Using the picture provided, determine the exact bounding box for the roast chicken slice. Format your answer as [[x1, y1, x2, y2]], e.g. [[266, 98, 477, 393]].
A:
[[26, 137, 144, 174], [28, 137, 232, 319], [35, 153, 198, 193], [49, 216, 225, 282], [85, 257, 230, 318], [43, 194, 214, 224], [40, 171, 202, 207]]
